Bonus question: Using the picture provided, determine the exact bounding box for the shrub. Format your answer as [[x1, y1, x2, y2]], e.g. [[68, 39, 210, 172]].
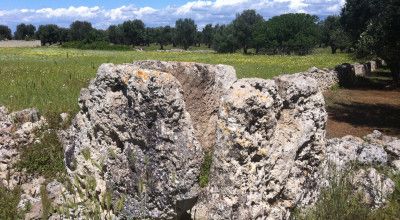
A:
[[62, 41, 132, 51], [40, 184, 52, 219], [0, 186, 23, 219], [16, 130, 66, 179], [199, 151, 213, 187], [293, 167, 400, 220]]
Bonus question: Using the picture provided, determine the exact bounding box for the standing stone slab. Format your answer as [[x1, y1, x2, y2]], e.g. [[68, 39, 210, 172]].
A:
[[63, 64, 204, 219], [353, 63, 368, 76], [367, 61, 378, 72], [194, 74, 327, 219], [335, 63, 356, 87]]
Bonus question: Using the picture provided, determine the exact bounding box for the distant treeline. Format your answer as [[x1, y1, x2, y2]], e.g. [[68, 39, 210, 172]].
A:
[[0, 10, 351, 55], [0, 0, 398, 79]]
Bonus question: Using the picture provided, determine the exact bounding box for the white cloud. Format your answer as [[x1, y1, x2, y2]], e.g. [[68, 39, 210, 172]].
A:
[[35, 6, 101, 18], [105, 5, 157, 20], [176, 1, 213, 14], [213, 0, 249, 8], [272, 0, 308, 12], [0, 0, 346, 29]]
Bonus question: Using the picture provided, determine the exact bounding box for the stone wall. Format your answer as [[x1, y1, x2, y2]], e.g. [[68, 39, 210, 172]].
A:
[[1, 60, 396, 219], [0, 40, 41, 48]]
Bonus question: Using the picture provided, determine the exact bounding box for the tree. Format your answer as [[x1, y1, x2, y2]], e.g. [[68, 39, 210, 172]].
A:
[[84, 29, 107, 43], [252, 20, 267, 54], [265, 13, 319, 55], [202, 24, 214, 48], [175, 18, 197, 50], [341, 0, 400, 83], [212, 25, 239, 53], [0, 25, 12, 40], [59, 28, 70, 44], [232, 10, 264, 54], [144, 27, 157, 46], [14, 23, 36, 40], [36, 24, 60, 45], [107, 25, 124, 44], [194, 31, 203, 47], [69, 21, 94, 41], [321, 16, 351, 54], [155, 26, 173, 50], [340, 0, 376, 45], [122, 20, 145, 46]]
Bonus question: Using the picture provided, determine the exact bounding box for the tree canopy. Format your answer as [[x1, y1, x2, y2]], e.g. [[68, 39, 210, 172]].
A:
[[341, 0, 400, 82], [232, 10, 264, 54], [321, 16, 351, 54], [175, 18, 197, 50], [36, 24, 61, 45], [265, 13, 319, 55], [14, 23, 36, 40], [0, 25, 12, 40], [69, 21, 94, 41], [202, 24, 214, 48], [122, 20, 146, 46]]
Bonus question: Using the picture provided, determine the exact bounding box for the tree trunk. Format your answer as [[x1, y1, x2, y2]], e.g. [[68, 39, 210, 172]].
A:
[[243, 46, 248, 54], [389, 61, 400, 86], [256, 46, 260, 54], [331, 46, 337, 54], [160, 44, 164, 50]]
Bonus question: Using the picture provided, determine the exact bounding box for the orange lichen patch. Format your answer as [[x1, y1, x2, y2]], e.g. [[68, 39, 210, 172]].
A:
[[122, 75, 131, 85], [135, 70, 149, 81]]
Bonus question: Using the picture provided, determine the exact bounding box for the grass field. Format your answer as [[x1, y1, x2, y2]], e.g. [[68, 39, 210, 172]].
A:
[[0, 47, 357, 117]]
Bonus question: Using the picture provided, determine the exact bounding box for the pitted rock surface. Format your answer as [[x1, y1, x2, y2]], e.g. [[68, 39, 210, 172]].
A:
[[0, 106, 53, 218], [325, 131, 400, 207], [352, 168, 395, 207], [130, 60, 237, 150], [193, 73, 327, 219], [0, 107, 46, 188], [62, 64, 206, 219], [298, 67, 339, 92], [60, 61, 399, 220]]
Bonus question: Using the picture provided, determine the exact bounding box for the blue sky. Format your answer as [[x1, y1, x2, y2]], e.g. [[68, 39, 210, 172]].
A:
[[0, 0, 189, 10], [0, 0, 345, 30]]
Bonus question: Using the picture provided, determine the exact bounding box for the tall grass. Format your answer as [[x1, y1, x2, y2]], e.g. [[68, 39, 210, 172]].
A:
[[293, 165, 400, 220], [0, 47, 356, 119]]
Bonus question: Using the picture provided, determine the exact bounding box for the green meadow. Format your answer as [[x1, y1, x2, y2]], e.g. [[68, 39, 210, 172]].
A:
[[0, 47, 356, 116]]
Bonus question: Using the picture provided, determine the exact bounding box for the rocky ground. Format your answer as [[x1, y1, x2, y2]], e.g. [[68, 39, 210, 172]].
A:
[[0, 61, 399, 219]]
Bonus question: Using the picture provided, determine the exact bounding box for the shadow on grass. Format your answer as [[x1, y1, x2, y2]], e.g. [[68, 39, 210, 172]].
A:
[[340, 70, 399, 91], [327, 101, 400, 135]]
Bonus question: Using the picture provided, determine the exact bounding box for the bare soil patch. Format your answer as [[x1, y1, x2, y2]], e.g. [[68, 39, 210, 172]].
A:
[[325, 72, 400, 138]]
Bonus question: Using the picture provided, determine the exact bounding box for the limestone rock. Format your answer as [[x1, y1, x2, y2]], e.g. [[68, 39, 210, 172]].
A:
[[353, 63, 368, 76], [302, 67, 339, 91], [63, 64, 208, 219], [325, 131, 400, 210], [335, 63, 356, 87], [357, 143, 388, 165], [10, 108, 41, 124], [194, 73, 327, 219], [366, 60, 377, 72], [60, 113, 70, 124], [0, 106, 46, 189], [326, 135, 363, 169], [392, 160, 400, 172], [352, 168, 395, 207], [385, 140, 400, 158], [130, 60, 237, 150], [18, 177, 46, 220]]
